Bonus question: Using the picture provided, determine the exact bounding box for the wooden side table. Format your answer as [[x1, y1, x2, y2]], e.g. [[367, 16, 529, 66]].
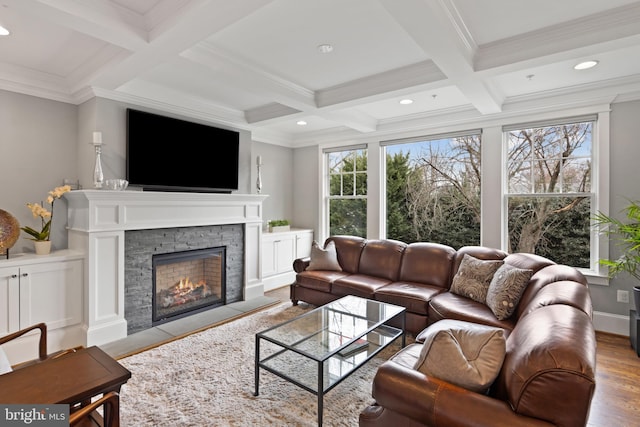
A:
[[631, 310, 640, 357], [0, 346, 131, 423]]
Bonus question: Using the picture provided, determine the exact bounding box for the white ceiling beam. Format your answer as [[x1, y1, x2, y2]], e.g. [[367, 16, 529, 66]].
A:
[[89, 0, 278, 90], [380, 0, 504, 114], [182, 42, 317, 112], [3, 0, 149, 51], [475, 2, 640, 72], [184, 44, 381, 132]]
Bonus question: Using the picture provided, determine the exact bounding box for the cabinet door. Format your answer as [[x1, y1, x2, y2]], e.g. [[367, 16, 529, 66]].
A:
[[296, 231, 314, 259], [19, 260, 83, 331], [0, 267, 20, 336], [275, 237, 295, 273], [262, 238, 277, 277]]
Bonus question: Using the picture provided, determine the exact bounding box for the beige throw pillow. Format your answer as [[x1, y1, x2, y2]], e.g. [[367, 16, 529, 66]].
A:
[[306, 240, 342, 271], [413, 319, 506, 393], [486, 263, 533, 320], [450, 254, 504, 303]]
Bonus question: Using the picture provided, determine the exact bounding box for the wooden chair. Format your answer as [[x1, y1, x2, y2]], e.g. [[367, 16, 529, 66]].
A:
[[70, 392, 120, 427], [0, 322, 80, 372]]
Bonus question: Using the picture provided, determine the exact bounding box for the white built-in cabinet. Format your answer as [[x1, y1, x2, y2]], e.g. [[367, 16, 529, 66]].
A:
[[0, 250, 85, 364], [262, 228, 313, 291]]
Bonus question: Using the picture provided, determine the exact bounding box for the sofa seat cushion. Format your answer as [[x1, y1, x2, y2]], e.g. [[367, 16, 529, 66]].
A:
[[413, 319, 506, 393], [332, 274, 392, 299], [295, 270, 351, 293], [427, 292, 515, 334], [388, 342, 423, 369], [374, 282, 445, 315]]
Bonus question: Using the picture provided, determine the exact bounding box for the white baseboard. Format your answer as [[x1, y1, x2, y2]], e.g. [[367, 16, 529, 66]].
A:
[[593, 310, 629, 336]]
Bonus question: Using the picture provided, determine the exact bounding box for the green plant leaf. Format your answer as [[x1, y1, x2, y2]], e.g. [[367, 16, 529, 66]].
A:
[[593, 199, 640, 280]]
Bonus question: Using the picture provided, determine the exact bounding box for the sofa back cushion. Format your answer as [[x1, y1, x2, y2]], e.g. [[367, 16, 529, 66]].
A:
[[515, 263, 588, 320], [493, 305, 596, 427], [325, 235, 366, 274], [358, 239, 407, 281], [398, 242, 456, 288], [518, 280, 594, 320]]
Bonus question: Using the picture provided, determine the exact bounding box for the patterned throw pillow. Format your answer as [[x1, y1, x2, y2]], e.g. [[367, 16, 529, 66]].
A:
[[486, 263, 533, 320], [306, 240, 342, 271], [413, 319, 506, 393], [450, 254, 504, 303]]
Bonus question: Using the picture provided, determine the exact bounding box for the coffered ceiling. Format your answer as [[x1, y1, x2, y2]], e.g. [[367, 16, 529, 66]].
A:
[[2, 0, 640, 146]]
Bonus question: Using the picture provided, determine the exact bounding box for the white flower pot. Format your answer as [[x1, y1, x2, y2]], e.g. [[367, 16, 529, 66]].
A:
[[269, 225, 290, 233], [34, 240, 51, 255]]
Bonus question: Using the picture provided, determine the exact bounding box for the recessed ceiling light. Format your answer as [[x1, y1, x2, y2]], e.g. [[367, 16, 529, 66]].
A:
[[317, 44, 333, 54], [0, 25, 9, 36], [574, 60, 599, 70], [296, 120, 307, 126], [399, 99, 413, 105]]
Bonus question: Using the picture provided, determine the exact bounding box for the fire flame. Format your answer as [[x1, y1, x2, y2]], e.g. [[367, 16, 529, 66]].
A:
[[159, 276, 213, 308]]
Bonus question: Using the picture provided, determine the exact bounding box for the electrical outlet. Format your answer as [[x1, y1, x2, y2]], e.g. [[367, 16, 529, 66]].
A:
[[617, 290, 630, 303]]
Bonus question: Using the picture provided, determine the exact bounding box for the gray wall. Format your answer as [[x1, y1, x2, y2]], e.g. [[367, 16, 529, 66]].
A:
[[292, 145, 319, 231], [1, 90, 78, 253], [251, 140, 294, 229], [588, 100, 640, 315]]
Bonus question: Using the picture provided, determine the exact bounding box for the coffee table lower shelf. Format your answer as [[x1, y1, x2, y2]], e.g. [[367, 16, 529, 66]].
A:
[[253, 296, 405, 426]]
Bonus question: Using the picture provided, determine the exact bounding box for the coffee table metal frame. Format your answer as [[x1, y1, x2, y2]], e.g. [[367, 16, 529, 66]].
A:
[[254, 295, 405, 426]]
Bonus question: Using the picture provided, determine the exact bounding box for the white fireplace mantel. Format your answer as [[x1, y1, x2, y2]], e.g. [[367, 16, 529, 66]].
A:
[[65, 190, 268, 346]]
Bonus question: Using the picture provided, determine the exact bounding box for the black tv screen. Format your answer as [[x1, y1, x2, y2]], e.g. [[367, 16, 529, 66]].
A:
[[126, 109, 239, 193]]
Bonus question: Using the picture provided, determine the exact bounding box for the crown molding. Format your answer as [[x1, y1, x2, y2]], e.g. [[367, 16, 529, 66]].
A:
[[287, 85, 624, 148], [87, 85, 248, 130]]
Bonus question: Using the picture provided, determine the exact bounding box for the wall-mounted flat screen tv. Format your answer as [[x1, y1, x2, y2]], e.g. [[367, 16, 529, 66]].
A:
[[126, 108, 239, 193]]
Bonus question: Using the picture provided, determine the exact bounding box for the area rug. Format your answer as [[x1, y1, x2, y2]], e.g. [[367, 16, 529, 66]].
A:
[[117, 302, 404, 426]]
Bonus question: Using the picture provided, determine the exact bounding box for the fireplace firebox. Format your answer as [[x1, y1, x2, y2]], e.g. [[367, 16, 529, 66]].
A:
[[152, 247, 226, 325]]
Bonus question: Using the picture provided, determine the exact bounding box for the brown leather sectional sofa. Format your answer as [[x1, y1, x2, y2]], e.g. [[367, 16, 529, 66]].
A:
[[291, 235, 596, 427]]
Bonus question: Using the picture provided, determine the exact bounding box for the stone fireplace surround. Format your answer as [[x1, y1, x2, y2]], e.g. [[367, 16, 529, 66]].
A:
[[65, 190, 267, 347], [125, 224, 243, 334]]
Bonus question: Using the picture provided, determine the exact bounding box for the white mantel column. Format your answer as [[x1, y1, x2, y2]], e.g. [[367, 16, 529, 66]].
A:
[[65, 190, 268, 346]]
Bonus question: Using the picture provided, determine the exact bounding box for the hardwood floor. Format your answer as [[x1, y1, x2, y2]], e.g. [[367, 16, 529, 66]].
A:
[[588, 332, 640, 427], [266, 286, 640, 426]]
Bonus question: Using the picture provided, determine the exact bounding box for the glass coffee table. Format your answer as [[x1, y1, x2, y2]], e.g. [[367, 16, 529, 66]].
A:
[[254, 295, 405, 426]]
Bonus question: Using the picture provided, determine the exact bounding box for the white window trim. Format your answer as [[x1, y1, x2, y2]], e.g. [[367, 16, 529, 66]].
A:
[[321, 105, 611, 286], [499, 111, 610, 285], [322, 145, 369, 241]]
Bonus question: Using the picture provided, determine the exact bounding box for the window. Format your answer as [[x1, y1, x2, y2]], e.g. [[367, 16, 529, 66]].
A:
[[383, 131, 481, 248], [326, 147, 367, 237], [504, 117, 594, 268]]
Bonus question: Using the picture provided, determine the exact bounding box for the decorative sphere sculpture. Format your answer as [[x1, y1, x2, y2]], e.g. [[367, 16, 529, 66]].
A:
[[0, 209, 20, 257]]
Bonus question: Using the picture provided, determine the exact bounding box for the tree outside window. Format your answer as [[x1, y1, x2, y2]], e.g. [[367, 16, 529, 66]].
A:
[[327, 149, 367, 237], [505, 120, 593, 268], [385, 134, 481, 249]]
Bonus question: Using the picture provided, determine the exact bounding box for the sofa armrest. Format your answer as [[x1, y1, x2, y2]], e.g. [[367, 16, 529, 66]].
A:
[[293, 257, 310, 273], [372, 360, 553, 427]]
